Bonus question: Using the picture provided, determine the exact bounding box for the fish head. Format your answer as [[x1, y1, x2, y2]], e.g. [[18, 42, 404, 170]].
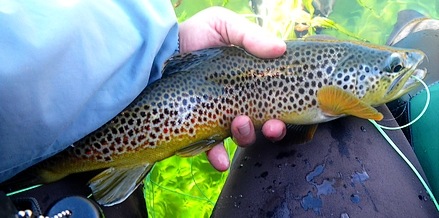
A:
[[364, 48, 426, 105], [332, 43, 427, 106]]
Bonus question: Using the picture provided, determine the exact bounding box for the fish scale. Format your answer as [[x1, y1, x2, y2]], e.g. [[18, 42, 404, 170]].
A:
[[21, 38, 426, 206]]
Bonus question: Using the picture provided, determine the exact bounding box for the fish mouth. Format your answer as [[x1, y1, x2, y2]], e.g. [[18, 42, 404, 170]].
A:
[[386, 52, 427, 97], [387, 67, 427, 98], [402, 68, 427, 89]]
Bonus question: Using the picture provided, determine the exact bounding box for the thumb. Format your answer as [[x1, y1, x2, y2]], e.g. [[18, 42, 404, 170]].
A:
[[179, 7, 286, 58]]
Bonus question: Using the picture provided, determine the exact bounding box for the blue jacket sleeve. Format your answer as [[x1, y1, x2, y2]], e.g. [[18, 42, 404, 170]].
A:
[[0, 0, 179, 182]]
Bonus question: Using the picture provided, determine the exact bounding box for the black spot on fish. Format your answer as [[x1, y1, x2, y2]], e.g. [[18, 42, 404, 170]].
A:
[[326, 67, 333, 75], [102, 148, 110, 154]]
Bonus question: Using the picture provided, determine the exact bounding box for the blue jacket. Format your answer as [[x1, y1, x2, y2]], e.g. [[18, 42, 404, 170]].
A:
[[0, 0, 178, 182]]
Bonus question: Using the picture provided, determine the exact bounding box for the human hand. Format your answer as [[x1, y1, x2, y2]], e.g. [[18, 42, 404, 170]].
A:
[[179, 7, 287, 171]]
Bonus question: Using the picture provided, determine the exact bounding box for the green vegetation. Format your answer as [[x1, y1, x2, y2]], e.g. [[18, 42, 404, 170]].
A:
[[144, 1, 438, 217]]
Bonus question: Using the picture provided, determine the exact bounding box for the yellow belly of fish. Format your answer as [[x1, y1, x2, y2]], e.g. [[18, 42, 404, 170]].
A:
[[104, 120, 229, 167]]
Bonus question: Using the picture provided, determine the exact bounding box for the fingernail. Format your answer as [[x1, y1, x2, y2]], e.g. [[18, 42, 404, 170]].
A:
[[264, 124, 286, 142], [237, 121, 251, 136]]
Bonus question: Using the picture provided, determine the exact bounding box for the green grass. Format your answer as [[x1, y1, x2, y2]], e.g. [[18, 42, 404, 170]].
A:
[[144, 1, 439, 217]]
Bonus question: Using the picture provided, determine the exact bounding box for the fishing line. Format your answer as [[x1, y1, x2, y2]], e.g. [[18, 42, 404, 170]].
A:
[[189, 156, 216, 205], [369, 75, 439, 211], [6, 184, 42, 196], [373, 75, 431, 130]]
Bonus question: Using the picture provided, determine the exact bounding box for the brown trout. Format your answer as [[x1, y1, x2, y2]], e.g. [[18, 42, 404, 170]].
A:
[[22, 38, 426, 206]]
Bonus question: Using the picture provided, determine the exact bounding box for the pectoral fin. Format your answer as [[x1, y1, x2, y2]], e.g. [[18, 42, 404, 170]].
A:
[[88, 164, 152, 206], [176, 136, 222, 157], [317, 85, 383, 121]]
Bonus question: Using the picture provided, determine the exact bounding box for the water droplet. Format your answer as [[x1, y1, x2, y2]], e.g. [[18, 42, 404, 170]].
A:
[[306, 164, 325, 182], [360, 126, 366, 132], [351, 170, 370, 184], [418, 194, 428, 201], [350, 194, 361, 204], [316, 179, 336, 196], [340, 212, 350, 218], [300, 191, 322, 214]]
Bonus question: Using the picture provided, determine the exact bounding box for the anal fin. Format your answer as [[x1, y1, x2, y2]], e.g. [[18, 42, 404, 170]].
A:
[[285, 124, 318, 144], [88, 164, 152, 206], [317, 85, 384, 121]]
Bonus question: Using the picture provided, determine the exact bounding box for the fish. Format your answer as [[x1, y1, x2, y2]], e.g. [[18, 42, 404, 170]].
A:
[[13, 38, 426, 206], [386, 10, 439, 97]]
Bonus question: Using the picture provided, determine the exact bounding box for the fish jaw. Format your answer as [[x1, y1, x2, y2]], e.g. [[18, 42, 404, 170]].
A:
[[391, 68, 427, 98], [358, 48, 427, 106], [382, 50, 426, 102]]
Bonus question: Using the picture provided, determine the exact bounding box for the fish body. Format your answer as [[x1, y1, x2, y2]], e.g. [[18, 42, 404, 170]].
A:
[[27, 39, 426, 206]]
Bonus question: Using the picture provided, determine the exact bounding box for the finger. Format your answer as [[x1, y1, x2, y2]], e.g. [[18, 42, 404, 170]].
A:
[[231, 115, 256, 147], [179, 7, 286, 58], [261, 119, 287, 141], [206, 142, 230, 171], [211, 7, 286, 58], [222, 20, 286, 58]]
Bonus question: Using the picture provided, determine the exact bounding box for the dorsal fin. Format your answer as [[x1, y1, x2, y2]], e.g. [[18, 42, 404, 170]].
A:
[[162, 48, 224, 76], [305, 34, 338, 41]]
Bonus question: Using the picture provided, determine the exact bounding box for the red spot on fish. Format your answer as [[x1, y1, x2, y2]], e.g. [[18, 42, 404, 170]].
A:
[[85, 148, 92, 155]]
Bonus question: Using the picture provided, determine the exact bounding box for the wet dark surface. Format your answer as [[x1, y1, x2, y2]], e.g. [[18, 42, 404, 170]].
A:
[[4, 171, 147, 218], [212, 106, 438, 217]]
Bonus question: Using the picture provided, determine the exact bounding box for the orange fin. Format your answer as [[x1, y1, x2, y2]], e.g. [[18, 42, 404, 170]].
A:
[[317, 85, 383, 121], [285, 124, 319, 144]]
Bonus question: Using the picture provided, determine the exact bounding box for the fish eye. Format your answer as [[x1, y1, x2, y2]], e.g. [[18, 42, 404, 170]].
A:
[[391, 64, 403, 73], [384, 53, 404, 73]]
